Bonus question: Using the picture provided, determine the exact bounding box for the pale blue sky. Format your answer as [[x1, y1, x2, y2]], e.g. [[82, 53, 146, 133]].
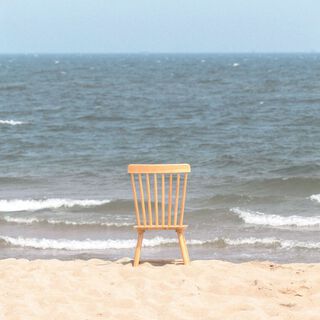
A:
[[1, 0, 319, 53]]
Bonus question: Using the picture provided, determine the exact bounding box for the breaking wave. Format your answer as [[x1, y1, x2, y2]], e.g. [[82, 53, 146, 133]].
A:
[[0, 216, 133, 227], [231, 207, 320, 227], [0, 120, 25, 125], [0, 235, 319, 251], [310, 194, 320, 203], [0, 198, 110, 212], [222, 237, 320, 250], [0, 236, 180, 250]]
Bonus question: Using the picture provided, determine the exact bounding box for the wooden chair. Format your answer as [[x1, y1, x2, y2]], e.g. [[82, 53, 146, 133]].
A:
[[128, 164, 191, 266]]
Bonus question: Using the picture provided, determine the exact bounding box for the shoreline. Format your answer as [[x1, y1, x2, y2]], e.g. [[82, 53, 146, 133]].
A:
[[0, 258, 319, 319]]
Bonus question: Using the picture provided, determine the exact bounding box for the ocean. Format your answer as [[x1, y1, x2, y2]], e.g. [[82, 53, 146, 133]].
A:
[[1, 53, 320, 262]]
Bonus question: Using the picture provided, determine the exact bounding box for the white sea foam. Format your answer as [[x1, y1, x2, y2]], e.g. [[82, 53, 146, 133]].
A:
[[0, 198, 110, 212], [0, 120, 25, 125], [0, 235, 318, 250], [310, 194, 320, 203], [231, 207, 320, 227], [0, 216, 133, 227], [224, 237, 277, 246], [0, 236, 179, 250], [279, 240, 320, 250], [2, 216, 39, 224], [59, 220, 133, 227], [202, 237, 320, 250], [224, 237, 320, 249], [232, 63, 239, 67]]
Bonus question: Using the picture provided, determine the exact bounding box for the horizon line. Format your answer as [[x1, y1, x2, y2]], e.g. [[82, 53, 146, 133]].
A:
[[0, 51, 319, 55]]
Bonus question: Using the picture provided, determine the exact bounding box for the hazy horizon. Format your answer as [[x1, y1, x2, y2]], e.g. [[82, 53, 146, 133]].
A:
[[1, 51, 319, 55], [1, 0, 319, 54]]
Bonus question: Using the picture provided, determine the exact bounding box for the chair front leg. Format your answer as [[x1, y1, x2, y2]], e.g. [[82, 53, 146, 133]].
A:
[[177, 230, 190, 265], [133, 230, 144, 267]]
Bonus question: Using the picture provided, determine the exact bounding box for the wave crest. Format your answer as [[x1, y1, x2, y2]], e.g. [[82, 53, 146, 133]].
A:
[[0, 198, 110, 212], [0, 236, 179, 250], [231, 207, 320, 227], [310, 194, 320, 203], [0, 120, 25, 125], [0, 216, 133, 227], [1, 235, 319, 250], [223, 237, 320, 249]]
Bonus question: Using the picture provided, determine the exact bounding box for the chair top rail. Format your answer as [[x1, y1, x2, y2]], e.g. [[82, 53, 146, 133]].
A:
[[128, 164, 191, 174]]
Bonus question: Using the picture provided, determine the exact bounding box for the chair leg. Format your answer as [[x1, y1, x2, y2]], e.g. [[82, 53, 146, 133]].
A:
[[177, 230, 190, 265], [182, 233, 190, 264], [133, 231, 144, 267]]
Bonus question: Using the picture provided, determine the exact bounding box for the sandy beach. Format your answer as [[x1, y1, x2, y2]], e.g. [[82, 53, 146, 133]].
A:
[[0, 259, 319, 320]]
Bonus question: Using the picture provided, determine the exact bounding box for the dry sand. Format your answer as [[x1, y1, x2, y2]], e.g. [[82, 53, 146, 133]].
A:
[[0, 258, 319, 320]]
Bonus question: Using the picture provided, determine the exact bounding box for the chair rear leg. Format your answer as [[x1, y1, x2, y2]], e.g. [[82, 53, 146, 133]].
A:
[[133, 230, 144, 267], [182, 232, 190, 264], [177, 230, 190, 265]]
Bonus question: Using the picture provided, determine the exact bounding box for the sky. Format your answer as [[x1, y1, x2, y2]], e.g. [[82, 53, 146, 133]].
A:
[[1, 0, 320, 53]]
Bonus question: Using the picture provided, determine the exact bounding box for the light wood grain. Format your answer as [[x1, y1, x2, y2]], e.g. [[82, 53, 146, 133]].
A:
[[128, 164, 191, 266], [174, 174, 180, 225], [161, 174, 165, 226], [154, 173, 159, 226], [130, 174, 140, 226], [138, 174, 147, 226], [179, 173, 188, 226], [177, 230, 190, 265], [134, 225, 187, 230], [146, 174, 153, 225], [128, 164, 191, 174], [168, 174, 173, 226], [133, 230, 144, 267]]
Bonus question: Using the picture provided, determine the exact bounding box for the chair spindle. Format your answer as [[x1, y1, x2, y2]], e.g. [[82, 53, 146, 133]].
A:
[[174, 173, 180, 225], [138, 174, 147, 226], [168, 174, 173, 226], [179, 173, 188, 226], [161, 174, 165, 226], [146, 174, 153, 225], [130, 174, 141, 226], [154, 173, 159, 226]]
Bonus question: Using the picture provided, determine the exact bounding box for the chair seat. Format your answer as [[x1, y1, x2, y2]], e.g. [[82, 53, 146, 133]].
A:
[[134, 225, 188, 230]]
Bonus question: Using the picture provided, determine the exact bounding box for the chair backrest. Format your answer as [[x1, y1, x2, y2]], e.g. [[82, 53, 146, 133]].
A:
[[128, 164, 191, 227]]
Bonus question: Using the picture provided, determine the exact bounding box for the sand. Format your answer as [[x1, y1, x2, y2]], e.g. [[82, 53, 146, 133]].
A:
[[0, 258, 319, 320]]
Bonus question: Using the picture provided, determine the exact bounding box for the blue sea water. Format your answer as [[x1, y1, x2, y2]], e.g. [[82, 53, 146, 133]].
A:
[[1, 53, 320, 262]]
